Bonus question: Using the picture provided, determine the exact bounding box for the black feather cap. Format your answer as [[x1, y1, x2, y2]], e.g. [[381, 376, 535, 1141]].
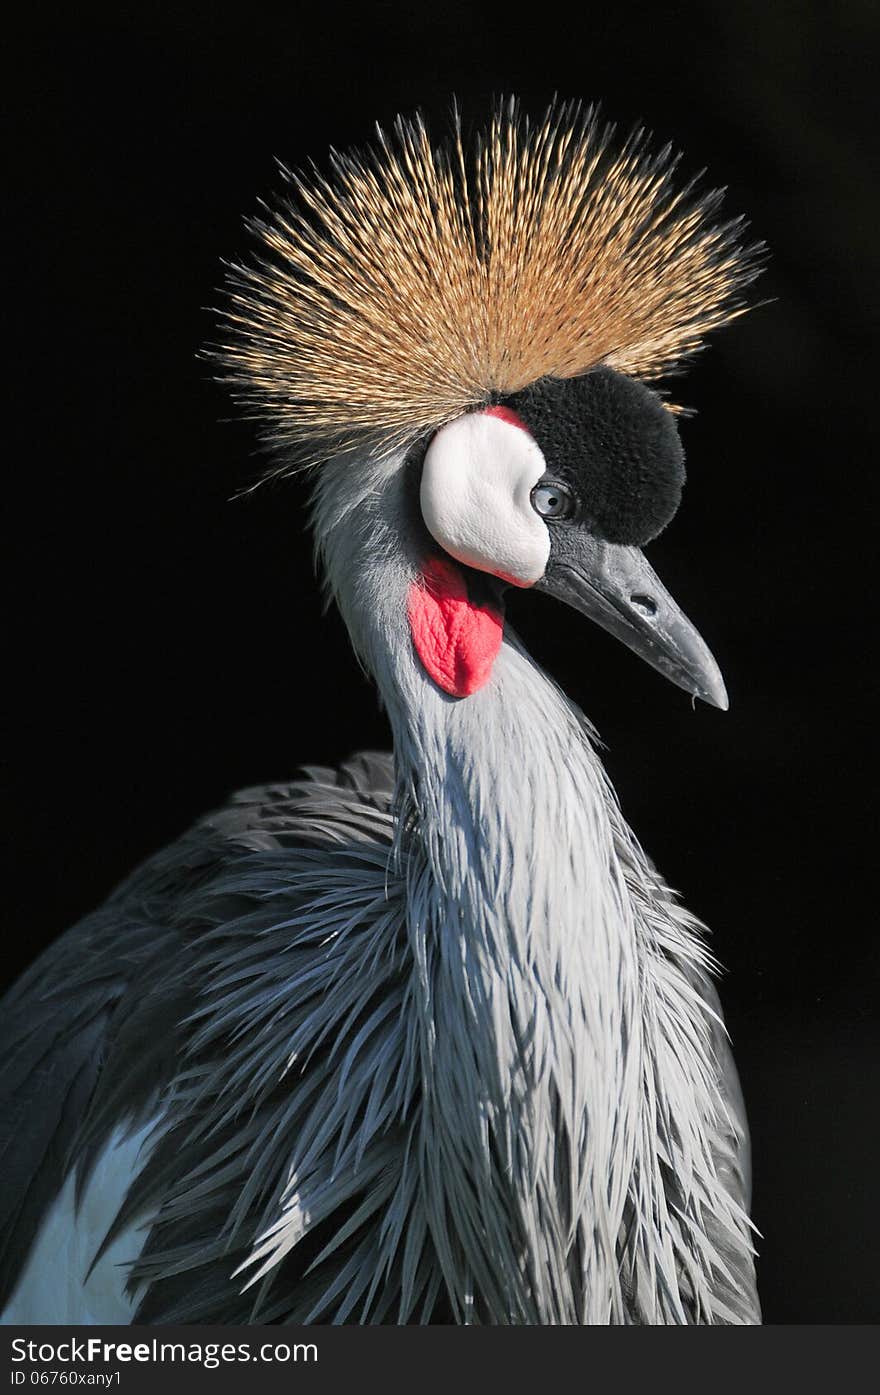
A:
[[501, 368, 686, 545]]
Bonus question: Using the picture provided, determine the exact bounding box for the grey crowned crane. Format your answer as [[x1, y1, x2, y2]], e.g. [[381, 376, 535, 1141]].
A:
[[1, 101, 764, 1325]]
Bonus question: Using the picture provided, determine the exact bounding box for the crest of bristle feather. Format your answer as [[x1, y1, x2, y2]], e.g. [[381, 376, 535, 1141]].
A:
[[214, 99, 762, 472]]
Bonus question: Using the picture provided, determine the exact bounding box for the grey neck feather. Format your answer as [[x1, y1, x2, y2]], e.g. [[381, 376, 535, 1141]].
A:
[[311, 453, 753, 1324]]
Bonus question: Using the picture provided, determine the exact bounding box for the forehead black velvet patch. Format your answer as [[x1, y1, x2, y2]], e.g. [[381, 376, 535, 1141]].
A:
[[501, 368, 686, 545]]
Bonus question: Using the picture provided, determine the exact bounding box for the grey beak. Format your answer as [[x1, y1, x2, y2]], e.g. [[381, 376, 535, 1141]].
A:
[[534, 538, 729, 710]]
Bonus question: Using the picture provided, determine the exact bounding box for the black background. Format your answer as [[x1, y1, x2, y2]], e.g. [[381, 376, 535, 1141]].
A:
[[5, 2, 878, 1323]]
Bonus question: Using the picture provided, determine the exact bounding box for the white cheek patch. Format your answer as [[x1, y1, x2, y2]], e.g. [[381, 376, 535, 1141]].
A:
[[419, 411, 550, 587]]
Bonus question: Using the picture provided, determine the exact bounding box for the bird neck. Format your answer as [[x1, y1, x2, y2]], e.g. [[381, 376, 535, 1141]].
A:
[[390, 634, 646, 1322], [315, 455, 644, 1320], [312, 455, 740, 1322]]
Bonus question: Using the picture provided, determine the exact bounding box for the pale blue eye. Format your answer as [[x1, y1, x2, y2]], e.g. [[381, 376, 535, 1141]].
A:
[[531, 482, 574, 519]]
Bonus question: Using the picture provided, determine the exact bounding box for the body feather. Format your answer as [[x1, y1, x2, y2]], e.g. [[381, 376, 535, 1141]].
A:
[[1, 725, 758, 1323]]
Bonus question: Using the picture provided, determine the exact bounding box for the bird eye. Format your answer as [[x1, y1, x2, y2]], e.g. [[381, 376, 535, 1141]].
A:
[[531, 481, 575, 520]]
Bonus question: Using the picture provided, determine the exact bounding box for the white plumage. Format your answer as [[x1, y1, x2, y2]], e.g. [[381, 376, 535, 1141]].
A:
[[2, 1123, 155, 1325]]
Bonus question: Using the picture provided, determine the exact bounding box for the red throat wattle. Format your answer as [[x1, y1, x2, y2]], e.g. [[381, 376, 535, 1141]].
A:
[[407, 557, 504, 697]]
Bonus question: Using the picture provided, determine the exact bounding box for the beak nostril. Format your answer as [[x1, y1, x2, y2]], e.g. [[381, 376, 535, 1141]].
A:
[[630, 593, 658, 618]]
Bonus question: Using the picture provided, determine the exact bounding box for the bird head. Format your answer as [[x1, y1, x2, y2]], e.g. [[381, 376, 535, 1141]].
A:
[[414, 366, 729, 705], [214, 100, 762, 706]]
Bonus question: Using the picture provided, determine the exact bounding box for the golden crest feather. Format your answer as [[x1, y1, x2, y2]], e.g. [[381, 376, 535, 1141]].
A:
[[214, 99, 762, 470]]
